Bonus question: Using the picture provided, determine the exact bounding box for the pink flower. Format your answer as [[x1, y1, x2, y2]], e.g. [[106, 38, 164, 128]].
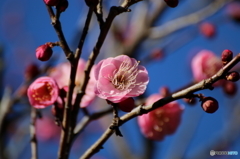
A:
[[191, 50, 222, 84], [137, 94, 184, 140], [27, 77, 59, 109], [36, 116, 61, 141], [49, 59, 96, 107], [36, 44, 53, 61], [94, 55, 149, 103]]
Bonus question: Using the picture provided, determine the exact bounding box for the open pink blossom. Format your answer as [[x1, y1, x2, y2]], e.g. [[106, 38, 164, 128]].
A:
[[191, 50, 223, 85], [49, 59, 96, 107], [27, 77, 59, 109], [94, 55, 149, 103], [138, 93, 184, 140]]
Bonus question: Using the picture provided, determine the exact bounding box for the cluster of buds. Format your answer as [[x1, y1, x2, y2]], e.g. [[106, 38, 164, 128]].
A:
[[221, 50, 239, 96]]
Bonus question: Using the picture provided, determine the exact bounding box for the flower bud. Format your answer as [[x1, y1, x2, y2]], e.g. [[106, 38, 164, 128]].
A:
[[117, 98, 135, 112], [43, 0, 59, 6], [226, 2, 240, 22], [226, 71, 240, 82], [222, 81, 237, 96], [159, 86, 170, 97], [150, 49, 164, 61], [57, 0, 68, 12], [85, 0, 98, 7], [25, 63, 40, 80], [199, 22, 216, 38], [183, 97, 196, 105], [164, 0, 179, 8], [36, 44, 53, 61], [201, 97, 219, 113], [221, 49, 233, 65]]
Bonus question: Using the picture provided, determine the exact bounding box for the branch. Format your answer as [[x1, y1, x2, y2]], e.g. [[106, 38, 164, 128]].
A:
[[73, 107, 112, 134], [45, 5, 74, 61], [30, 107, 38, 159], [80, 53, 240, 159], [149, 0, 232, 39], [57, 6, 94, 159]]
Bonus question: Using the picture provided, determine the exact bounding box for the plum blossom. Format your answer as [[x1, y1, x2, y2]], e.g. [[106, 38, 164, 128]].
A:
[[94, 55, 149, 103], [138, 94, 184, 140], [36, 44, 53, 61], [191, 50, 222, 84], [27, 77, 59, 109], [49, 59, 96, 107]]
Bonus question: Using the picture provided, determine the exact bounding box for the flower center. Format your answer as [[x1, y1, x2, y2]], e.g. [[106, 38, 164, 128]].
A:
[[109, 60, 140, 90], [32, 82, 53, 102]]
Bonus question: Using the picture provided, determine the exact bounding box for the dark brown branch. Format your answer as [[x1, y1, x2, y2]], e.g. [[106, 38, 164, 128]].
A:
[[45, 5, 74, 61], [80, 53, 240, 159], [94, 0, 104, 29], [57, 6, 94, 159], [30, 107, 38, 159]]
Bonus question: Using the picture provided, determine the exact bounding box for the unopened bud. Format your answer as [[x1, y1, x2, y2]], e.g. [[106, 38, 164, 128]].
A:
[[183, 97, 196, 105], [223, 81, 237, 96], [25, 63, 40, 80], [199, 22, 216, 38], [159, 86, 170, 97], [221, 49, 233, 65], [85, 0, 98, 7], [58, 0, 68, 12], [164, 0, 179, 8], [151, 49, 164, 60], [43, 0, 59, 6], [117, 98, 135, 112], [226, 71, 240, 82], [201, 97, 219, 114], [36, 44, 53, 61]]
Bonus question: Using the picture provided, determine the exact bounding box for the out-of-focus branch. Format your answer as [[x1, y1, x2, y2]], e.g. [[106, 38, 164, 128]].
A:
[[73, 107, 112, 134], [30, 107, 38, 159], [149, 0, 232, 39], [80, 53, 240, 159]]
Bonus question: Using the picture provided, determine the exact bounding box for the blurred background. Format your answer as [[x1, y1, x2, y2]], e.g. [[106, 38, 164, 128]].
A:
[[1, 0, 240, 159]]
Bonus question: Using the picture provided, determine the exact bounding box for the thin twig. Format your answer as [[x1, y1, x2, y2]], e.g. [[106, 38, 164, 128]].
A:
[[45, 5, 74, 61], [30, 107, 38, 159], [80, 53, 240, 159]]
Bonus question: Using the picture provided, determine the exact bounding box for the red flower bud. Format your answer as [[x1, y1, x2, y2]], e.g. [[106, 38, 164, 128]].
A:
[[159, 86, 170, 97], [117, 98, 135, 112], [150, 49, 164, 60], [85, 0, 98, 7], [221, 49, 233, 65], [164, 0, 179, 8], [43, 0, 59, 6], [183, 97, 196, 105], [226, 71, 240, 82], [201, 97, 219, 113], [199, 22, 216, 38], [36, 44, 53, 61], [222, 81, 237, 96], [25, 63, 40, 80], [58, 0, 68, 12]]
